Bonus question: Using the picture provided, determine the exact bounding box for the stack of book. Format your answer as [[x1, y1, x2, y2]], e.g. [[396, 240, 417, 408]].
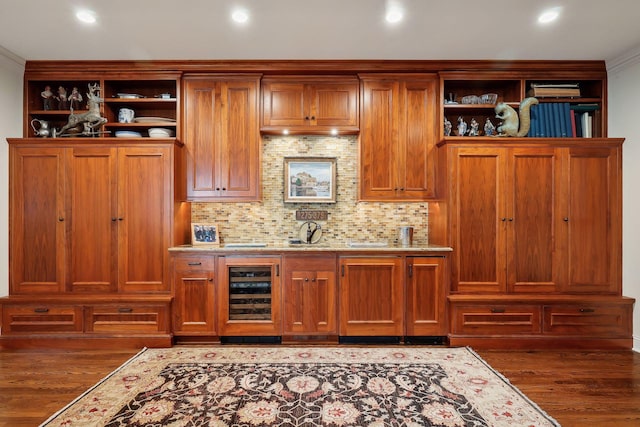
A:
[[527, 102, 599, 138], [528, 83, 581, 98]]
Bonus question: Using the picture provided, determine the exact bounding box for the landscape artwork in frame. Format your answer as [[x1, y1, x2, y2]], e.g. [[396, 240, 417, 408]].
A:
[[191, 223, 219, 246], [284, 157, 337, 203]]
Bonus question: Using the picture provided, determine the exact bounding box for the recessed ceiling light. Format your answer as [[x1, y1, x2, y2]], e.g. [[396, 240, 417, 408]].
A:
[[538, 7, 561, 24], [232, 9, 249, 24], [385, 7, 403, 24], [76, 9, 97, 24]]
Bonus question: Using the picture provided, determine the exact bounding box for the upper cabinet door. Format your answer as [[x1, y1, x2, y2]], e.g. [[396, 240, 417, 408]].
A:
[[261, 76, 359, 135], [359, 74, 438, 201]]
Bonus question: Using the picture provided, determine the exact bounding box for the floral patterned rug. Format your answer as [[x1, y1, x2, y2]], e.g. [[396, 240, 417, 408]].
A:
[[41, 346, 559, 427]]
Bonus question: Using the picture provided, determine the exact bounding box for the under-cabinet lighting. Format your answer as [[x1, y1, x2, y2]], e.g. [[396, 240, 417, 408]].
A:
[[538, 7, 561, 24], [330, 129, 338, 136], [76, 9, 97, 24], [282, 129, 289, 135]]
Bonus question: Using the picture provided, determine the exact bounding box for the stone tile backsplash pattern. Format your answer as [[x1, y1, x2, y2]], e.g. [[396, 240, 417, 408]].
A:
[[192, 135, 429, 246]]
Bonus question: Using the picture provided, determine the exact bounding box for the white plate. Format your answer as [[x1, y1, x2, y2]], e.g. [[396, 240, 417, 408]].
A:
[[116, 93, 144, 99], [115, 131, 142, 138], [132, 117, 176, 123]]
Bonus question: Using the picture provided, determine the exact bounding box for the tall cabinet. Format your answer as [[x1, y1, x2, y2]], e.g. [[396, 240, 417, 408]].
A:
[[4, 68, 188, 348], [182, 75, 261, 201], [440, 140, 632, 348]]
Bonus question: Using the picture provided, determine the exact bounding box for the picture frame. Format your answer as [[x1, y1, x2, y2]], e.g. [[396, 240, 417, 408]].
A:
[[191, 223, 219, 246], [284, 157, 337, 203]]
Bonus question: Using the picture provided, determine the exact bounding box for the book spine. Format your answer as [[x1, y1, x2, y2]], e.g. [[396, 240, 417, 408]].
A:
[[570, 108, 577, 138], [563, 103, 573, 137]]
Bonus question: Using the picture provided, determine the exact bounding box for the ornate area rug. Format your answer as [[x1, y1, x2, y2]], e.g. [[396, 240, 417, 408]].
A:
[[41, 346, 559, 427]]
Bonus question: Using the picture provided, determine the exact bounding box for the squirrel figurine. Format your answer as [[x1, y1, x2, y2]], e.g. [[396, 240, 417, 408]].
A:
[[495, 97, 539, 137]]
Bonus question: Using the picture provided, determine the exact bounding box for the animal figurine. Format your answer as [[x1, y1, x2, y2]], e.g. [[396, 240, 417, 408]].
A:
[[495, 97, 539, 137], [57, 83, 107, 136]]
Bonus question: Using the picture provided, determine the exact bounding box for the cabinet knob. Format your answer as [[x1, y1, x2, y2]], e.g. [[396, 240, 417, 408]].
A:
[[216, 187, 220, 191], [222, 187, 226, 191], [118, 217, 124, 221], [111, 218, 117, 222], [563, 217, 569, 222], [305, 277, 309, 282], [491, 308, 506, 313], [310, 116, 315, 120], [311, 278, 316, 282], [58, 217, 64, 222], [508, 218, 514, 222], [305, 116, 310, 120], [501, 217, 507, 222], [208, 278, 213, 282], [579, 308, 595, 313], [118, 307, 133, 313], [34, 307, 49, 313]]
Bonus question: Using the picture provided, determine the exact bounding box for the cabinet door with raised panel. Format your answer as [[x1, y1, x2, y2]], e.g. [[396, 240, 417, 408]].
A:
[[405, 256, 448, 336], [563, 146, 621, 293], [67, 147, 118, 293], [309, 81, 358, 128], [507, 147, 564, 293], [183, 78, 220, 199], [172, 255, 216, 335], [450, 147, 507, 293], [339, 256, 404, 336], [218, 78, 260, 199], [261, 81, 307, 127], [283, 255, 337, 335], [10, 146, 66, 294], [359, 78, 399, 200], [117, 146, 172, 293], [399, 77, 437, 199]]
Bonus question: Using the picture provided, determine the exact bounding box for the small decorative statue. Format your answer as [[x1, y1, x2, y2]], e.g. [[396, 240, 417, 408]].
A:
[[69, 86, 83, 110], [444, 117, 452, 136], [468, 118, 480, 136], [41, 85, 54, 110], [456, 116, 467, 136], [57, 86, 68, 110], [56, 83, 107, 137], [495, 97, 539, 137], [484, 118, 496, 136]]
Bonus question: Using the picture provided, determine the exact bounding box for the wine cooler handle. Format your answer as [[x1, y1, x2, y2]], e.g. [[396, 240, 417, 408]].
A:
[[276, 264, 280, 277]]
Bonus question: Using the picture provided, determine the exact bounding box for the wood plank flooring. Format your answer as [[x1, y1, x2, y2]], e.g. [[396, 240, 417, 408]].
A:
[[0, 347, 638, 426]]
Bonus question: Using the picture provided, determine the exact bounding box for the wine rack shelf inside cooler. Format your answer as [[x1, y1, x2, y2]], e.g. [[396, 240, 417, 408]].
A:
[[228, 266, 273, 320]]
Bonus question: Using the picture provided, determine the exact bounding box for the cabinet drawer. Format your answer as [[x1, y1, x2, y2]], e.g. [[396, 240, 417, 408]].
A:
[[173, 256, 216, 271], [85, 305, 170, 334], [451, 305, 542, 335], [2, 305, 83, 334], [543, 305, 632, 337]]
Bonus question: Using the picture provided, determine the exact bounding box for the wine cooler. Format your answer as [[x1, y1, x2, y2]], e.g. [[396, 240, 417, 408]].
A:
[[228, 266, 272, 320], [218, 257, 282, 336]]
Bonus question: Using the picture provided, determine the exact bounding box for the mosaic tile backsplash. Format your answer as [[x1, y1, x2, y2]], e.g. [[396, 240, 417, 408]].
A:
[[191, 135, 429, 246]]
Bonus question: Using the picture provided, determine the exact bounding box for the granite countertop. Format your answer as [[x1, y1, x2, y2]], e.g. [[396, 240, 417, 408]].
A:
[[169, 242, 452, 253]]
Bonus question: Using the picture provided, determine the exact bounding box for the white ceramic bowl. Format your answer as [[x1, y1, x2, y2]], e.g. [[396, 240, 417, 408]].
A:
[[148, 127, 174, 138]]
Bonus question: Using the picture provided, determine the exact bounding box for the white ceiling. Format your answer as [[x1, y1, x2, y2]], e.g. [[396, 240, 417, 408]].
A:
[[2, 0, 640, 63]]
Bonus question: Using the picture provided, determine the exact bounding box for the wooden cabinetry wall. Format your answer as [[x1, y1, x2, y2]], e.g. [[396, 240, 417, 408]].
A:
[[2, 59, 633, 349]]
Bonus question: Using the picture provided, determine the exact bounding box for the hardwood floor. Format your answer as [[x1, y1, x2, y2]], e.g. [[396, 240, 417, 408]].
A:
[[0, 347, 638, 426]]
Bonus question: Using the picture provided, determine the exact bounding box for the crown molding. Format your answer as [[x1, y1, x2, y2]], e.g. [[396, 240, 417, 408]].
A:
[[607, 44, 640, 74], [0, 45, 25, 69]]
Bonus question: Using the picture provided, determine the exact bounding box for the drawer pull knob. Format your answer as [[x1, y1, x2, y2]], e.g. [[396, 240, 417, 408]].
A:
[[579, 308, 595, 313], [34, 307, 49, 313], [491, 308, 506, 313], [118, 307, 133, 313], [188, 262, 202, 266]]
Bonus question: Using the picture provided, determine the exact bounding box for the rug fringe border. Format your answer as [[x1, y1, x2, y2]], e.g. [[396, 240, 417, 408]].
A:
[[38, 347, 149, 427], [463, 346, 562, 427]]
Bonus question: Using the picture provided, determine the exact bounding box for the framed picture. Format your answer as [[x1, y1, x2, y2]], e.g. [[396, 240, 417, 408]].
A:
[[284, 157, 337, 203], [191, 223, 219, 246]]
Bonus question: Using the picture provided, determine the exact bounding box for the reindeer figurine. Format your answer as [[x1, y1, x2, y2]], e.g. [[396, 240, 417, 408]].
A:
[[56, 83, 108, 137]]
